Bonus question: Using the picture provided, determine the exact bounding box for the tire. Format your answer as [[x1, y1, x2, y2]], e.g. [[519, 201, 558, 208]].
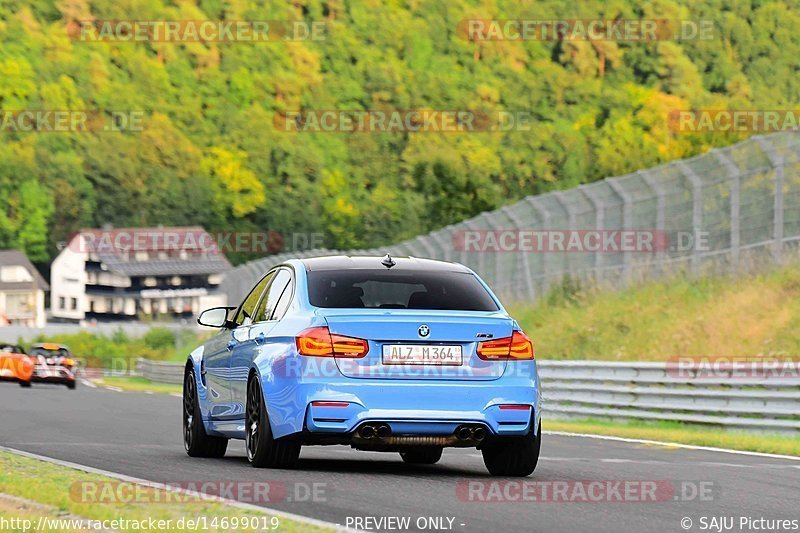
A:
[[399, 447, 443, 465], [19, 381, 31, 388], [183, 366, 228, 458], [482, 421, 541, 477], [66, 380, 76, 390], [246, 375, 300, 469]]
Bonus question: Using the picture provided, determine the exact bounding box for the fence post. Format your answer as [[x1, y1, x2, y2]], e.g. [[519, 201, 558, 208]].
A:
[[675, 161, 704, 277], [712, 149, 741, 274], [501, 205, 535, 301], [552, 191, 577, 278], [431, 228, 453, 263], [461, 218, 485, 277], [479, 212, 503, 291], [525, 196, 551, 295], [755, 136, 785, 265], [638, 170, 666, 275], [606, 179, 633, 284], [578, 185, 605, 280], [413, 235, 437, 259]]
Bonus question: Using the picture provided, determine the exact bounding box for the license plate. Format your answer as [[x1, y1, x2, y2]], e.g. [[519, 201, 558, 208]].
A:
[[382, 344, 463, 365]]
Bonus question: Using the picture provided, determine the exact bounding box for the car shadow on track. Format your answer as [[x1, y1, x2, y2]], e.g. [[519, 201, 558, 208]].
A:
[[201, 451, 490, 477], [294, 457, 484, 477]]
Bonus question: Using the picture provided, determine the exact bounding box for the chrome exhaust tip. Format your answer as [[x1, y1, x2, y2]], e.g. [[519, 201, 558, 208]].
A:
[[472, 427, 486, 442], [359, 424, 376, 439], [455, 426, 473, 441], [376, 424, 392, 439]]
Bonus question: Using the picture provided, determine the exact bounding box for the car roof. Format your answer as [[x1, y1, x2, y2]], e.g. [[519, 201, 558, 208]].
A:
[[300, 255, 471, 273], [30, 343, 70, 350]]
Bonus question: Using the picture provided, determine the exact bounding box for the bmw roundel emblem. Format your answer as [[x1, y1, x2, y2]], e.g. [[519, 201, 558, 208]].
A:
[[418, 325, 430, 337]]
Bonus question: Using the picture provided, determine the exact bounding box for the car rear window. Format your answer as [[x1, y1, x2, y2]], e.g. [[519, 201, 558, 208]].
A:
[[0, 344, 24, 354], [307, 269, 499, 311], [30, 347, 69, 357]]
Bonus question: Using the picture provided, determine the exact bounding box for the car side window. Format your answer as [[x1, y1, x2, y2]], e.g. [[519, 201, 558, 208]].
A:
[[234, 272, 274, 326], [270, 272, 295, 320], [253, 268, 292, 322]]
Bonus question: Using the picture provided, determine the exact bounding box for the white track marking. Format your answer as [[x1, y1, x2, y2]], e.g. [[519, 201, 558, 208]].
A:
[[103, 386, 123, 392], [80, 380, 97, 388], [170, 393, 182, 398], [544, 431, 800, 462], [0, 446, 358, 532]]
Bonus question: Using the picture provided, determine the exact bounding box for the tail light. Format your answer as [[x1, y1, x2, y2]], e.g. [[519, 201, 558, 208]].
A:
[[477, 330, 534, 360], [296, 326, 369, 358], [310, 401, 350, 407]]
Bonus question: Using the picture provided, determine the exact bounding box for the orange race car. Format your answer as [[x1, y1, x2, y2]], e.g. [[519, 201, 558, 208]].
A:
[[29, 343, 78, 389], [0, 343, 34, 388]]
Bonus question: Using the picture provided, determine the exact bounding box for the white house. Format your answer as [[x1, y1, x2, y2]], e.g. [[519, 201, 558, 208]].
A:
[[0, 250, 48, 328], [50, 227, 231, 322]]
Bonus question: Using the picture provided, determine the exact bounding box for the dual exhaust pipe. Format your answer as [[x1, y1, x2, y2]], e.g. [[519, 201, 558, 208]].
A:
[[455, 424, 486, 442], [358, 423, 392, 439], [356, 423, 487, 442]]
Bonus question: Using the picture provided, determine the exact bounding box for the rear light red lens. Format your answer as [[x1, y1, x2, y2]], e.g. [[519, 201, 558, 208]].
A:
[[296, 326, 368, 358], [476, 337, 511, 359], [310, 401, 350, 407], [498, 404, 532, 410], [509, 330, 534, 359], [477, 330, 534, 360]]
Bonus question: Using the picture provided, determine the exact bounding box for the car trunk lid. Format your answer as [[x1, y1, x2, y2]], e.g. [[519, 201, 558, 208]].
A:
[[319, 309, 512, 380]]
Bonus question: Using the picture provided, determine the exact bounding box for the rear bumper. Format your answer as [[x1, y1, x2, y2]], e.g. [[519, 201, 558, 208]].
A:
[[263, 361, 541, 439], [31, 366, 76, 383]]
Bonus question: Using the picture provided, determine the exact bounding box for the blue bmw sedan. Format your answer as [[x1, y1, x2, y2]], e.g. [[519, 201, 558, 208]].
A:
[[183, 255, 541, 476]]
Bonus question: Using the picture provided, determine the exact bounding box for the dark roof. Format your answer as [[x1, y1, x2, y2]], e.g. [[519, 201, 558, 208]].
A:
[[0, 250, 49, 291], [79, 227, 232, 277], [301, 255, 470, 273]]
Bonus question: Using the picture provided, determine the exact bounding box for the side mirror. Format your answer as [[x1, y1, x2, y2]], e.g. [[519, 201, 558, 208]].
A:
[[197, 307, 236, 329]]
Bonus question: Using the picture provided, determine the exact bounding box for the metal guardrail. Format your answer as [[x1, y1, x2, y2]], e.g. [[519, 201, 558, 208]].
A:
[[136, 358, 800, 433], [137, 358, 184, 385], [539, 361, 800, 433]]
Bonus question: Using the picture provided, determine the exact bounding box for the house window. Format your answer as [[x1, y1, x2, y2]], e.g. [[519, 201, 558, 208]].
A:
[[70, 297, 78, 310], [59, 296, 65, 309]]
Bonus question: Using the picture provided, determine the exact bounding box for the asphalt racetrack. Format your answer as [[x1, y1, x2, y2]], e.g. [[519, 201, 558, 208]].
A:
[[0, 382, 797, 532]]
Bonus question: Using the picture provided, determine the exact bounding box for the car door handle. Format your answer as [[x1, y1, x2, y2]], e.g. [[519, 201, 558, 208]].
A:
[[226, 339, 238, 351], [254, 332, 267, 345]]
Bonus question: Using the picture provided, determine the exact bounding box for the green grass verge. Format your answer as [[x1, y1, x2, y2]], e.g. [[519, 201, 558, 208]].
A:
[[545, 418, 800, 456], [0, 451, 328, 533], [509, 264, 800, 360], [93, 376, 182, 394]]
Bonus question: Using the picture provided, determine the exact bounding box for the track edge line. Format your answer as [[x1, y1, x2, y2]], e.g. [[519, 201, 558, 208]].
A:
[[543, 430, 800, 461], [0, 445, 358, 532]]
